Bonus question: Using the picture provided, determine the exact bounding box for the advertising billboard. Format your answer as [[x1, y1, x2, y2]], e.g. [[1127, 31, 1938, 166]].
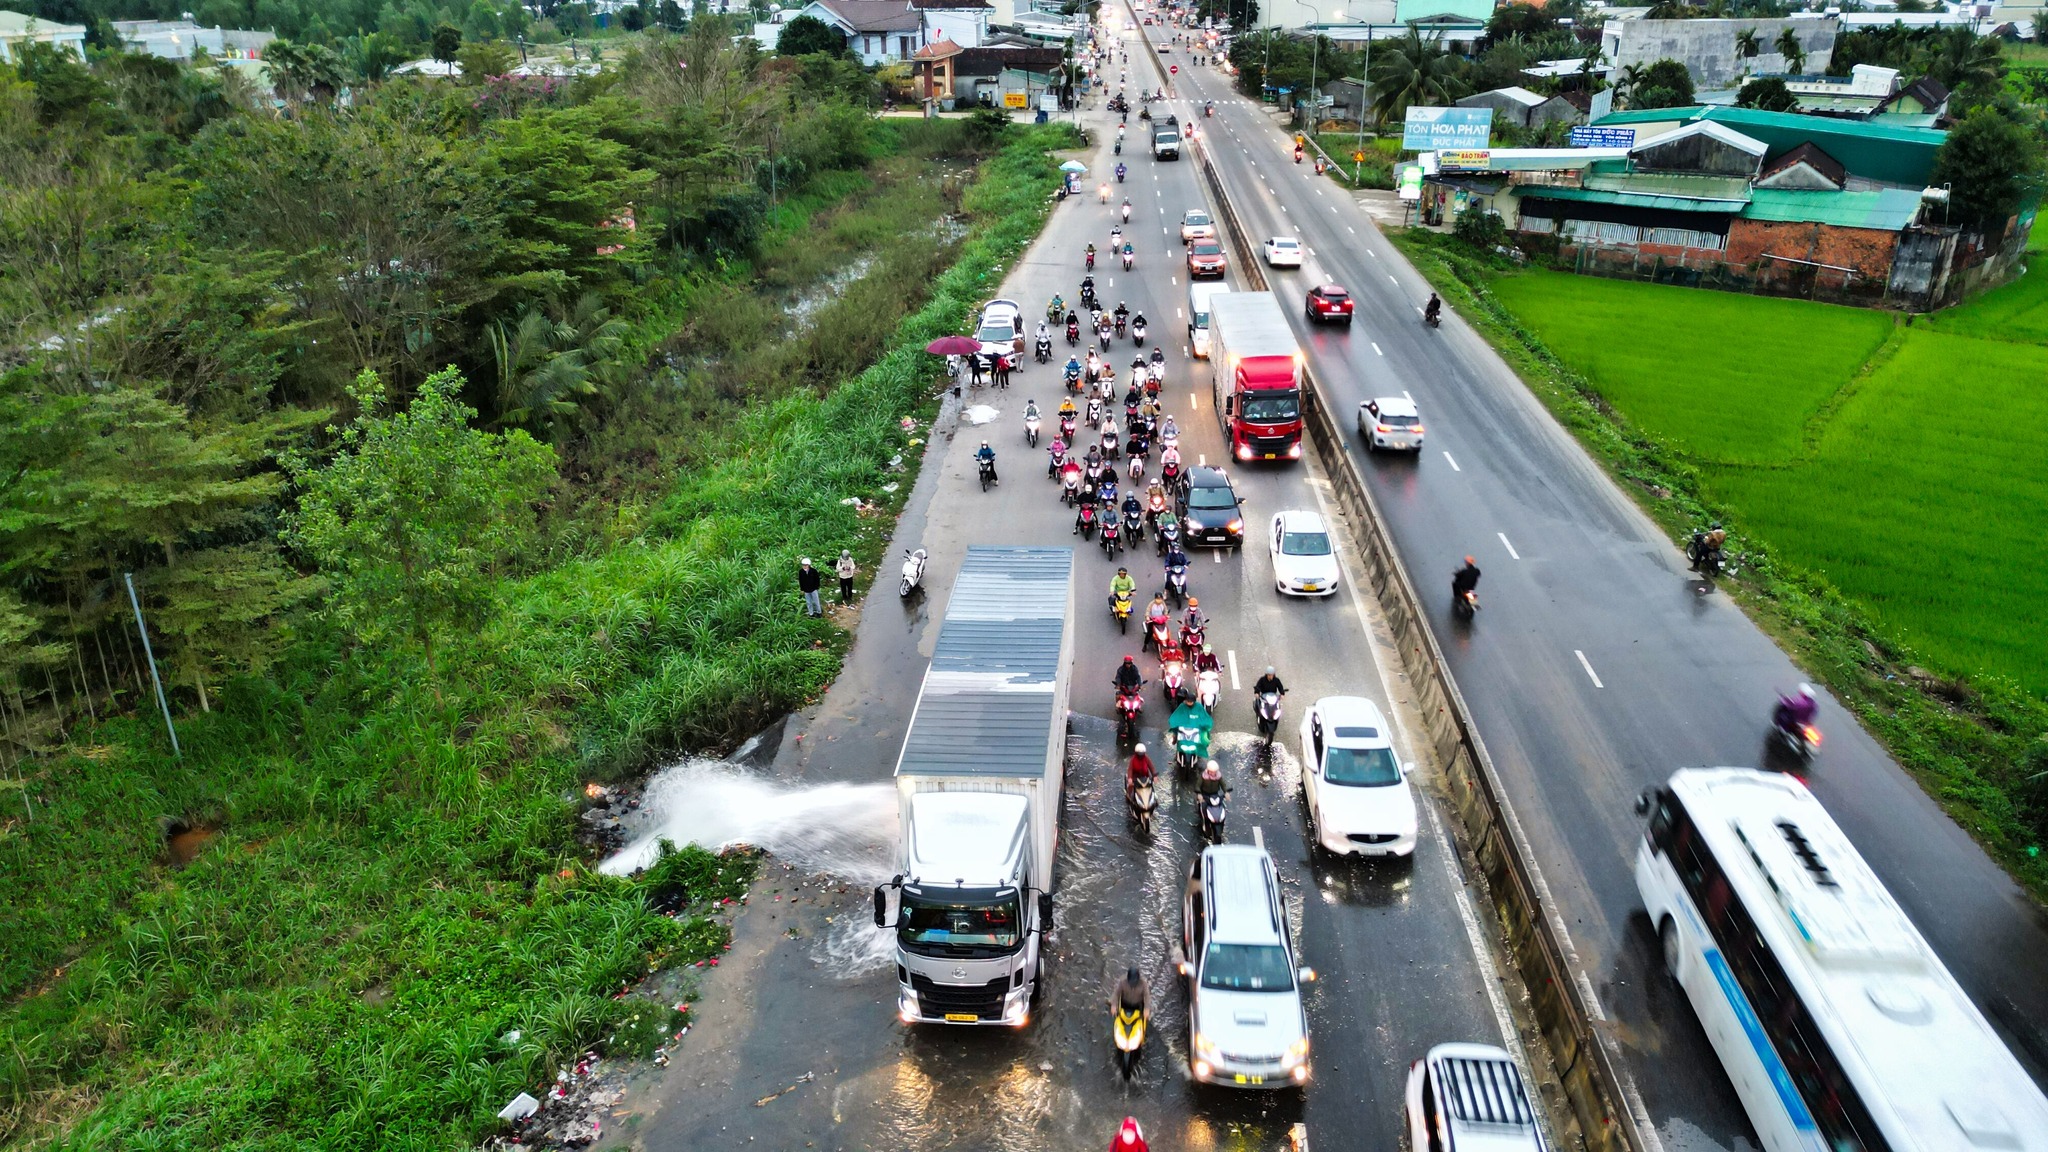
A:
[[1401, 106, 1492, 151]]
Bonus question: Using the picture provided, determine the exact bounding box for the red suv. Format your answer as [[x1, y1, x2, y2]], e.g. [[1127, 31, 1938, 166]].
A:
[[1187, 240, 1227, 279], [1305, 284, 1355, 325]]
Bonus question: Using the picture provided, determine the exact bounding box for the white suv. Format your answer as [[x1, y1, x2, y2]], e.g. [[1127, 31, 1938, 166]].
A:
[[1177, 843, 1314, 1088], [1406, 1043, 1546, 1152], [1181, 209, 1217, 245]]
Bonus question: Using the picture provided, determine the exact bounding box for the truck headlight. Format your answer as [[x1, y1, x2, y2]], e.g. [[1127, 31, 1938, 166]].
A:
[[1193, 1033, 1219, 1060]]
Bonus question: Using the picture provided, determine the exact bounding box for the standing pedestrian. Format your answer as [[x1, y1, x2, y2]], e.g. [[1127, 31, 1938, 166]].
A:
[[798, 557, 823, 617], [968, 354, 985, 388], [994, 354, 1012, 389], [835, 550, 858, 605]]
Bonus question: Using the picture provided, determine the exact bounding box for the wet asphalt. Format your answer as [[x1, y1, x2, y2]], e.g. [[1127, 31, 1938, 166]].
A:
[[1154, 16, 2048, 1152], [611, 22, 1528, 1152]]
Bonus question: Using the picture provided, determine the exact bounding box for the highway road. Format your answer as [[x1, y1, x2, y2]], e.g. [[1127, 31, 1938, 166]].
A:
[[1133, 11, 2048, 1151], [627, 27, 1549, 1152]]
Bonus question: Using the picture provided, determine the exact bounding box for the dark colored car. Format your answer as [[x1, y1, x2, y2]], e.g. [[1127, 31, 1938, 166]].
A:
[[1187, 240, 1227, 279], [1179, 466, 1245, 547], [1305, 284, 1355, 325]]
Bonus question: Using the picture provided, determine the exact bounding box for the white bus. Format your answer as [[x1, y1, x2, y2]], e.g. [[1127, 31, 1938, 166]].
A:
[[1635, 768, 2048, 1152]]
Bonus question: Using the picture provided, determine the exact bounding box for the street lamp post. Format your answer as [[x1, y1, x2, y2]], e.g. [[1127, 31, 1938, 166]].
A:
[[1290, 1, 1335, 137]]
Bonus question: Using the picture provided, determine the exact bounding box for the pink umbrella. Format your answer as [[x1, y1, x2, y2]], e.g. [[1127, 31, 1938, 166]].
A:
[[925, 335, 984, 356]]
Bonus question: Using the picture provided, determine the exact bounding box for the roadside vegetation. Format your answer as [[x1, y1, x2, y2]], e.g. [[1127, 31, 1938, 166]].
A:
[[0, 14, 1076, 1145], [1391, 227, 2048, 897]]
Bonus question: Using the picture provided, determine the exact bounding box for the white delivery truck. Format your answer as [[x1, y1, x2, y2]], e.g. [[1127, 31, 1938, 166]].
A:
[[873, 546, 1075, 1026], [1188, 282, 1226, 358], [1153, 118, 1181, 160]]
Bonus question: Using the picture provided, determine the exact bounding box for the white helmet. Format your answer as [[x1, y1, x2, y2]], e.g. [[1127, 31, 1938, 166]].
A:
[[1134, 743, 1147, 755], [1797, 683, 1815, 702], [1202, 760, 1221, 778]]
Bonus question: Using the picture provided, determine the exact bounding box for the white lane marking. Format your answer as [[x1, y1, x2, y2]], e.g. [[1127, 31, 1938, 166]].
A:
[[1371, 342, 1382, 356], [1176, 307, 1183, 318], [1170, 276, 1177, 285], [1403, 391, 1413, 402], [1498, 533, 1520, 560], [1443, 451, 1461, 471], [1227, 649, 1241, 690], [1189, 390, 1198, 411], [1575, 650, 1605, 689], [1214, 549, 1224, 564], [1348, 225, 1356, 234], [1198, 453, 1206, 466], [1388, 274, 1398, 284], [1368, 248, 1378, 258]]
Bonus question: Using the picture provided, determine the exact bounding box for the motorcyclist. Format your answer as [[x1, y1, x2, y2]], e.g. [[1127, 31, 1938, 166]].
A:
[[1048, 437, 1069, 477], [1164, 540, 1188, 575], [1775, 684, 1818, 732], [1115, 161, 1128, 183], [975, 440, 998, 484], [1121, 197, 1132, 222], [1080, 274, 1096, 302], [1084, 442, 1104, 475], [1194, 643, 1222, 676], [1121, 489, 1144, 527], [1145, 591, 1170, 631], [1131, 311, 1147, 336], [1197, 759, 1226, 800], [1086, 242, 1098, 269], [1182, 597, 1206, 635], [1252, 666, 1286, 697], [1425, 292, 1442, 325], [1100, 182, 1111, 203], [1453, 555, 1481, 597], [1126, 744, 1156, 801], [1063, 358, 1082, 388], [1111, 1116, 1149, 1152], [1110, 566, 1137, 605], [1048, 293, 1064, 320], [1024, 398, 1041, 424], [1035, 319, 1050, 346], [1059, 394, 1078, 419], [1114, 654, 1144, 695]]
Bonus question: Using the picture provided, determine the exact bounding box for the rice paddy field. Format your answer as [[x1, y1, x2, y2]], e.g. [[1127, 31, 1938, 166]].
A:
[[1487, 253, 2048, 697]]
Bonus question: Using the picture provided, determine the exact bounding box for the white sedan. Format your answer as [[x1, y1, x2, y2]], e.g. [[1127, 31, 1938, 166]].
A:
[[1269, 509, 1339, 597], [1263, 236, 1304, 268], [1300, 697, 1416, 857]]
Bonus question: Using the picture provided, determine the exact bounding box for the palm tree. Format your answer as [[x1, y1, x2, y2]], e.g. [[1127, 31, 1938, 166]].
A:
[[1614, 62, 1645, 107], [263, 39, 345, 106], [487, 295, 628, 438], [1775, 28, 1807, 76], [1735, 28, 1761, 61], [1368, 30, 1470, 126], [1917, 28, 2002, 97]]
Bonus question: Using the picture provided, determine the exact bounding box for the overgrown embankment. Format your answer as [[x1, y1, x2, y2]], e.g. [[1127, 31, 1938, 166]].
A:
[[1388, 228, 2048, 898], [0, 120, 1076, 1150]]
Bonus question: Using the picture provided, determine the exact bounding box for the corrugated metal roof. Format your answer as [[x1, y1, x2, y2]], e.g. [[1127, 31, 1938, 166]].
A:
[[1589, 106, 1945, 186], [1742, 187, 1923, 230], [897, 547, 1074, 780], [1526, 185, 1749, 213], [1584, 171, 1754, 201]]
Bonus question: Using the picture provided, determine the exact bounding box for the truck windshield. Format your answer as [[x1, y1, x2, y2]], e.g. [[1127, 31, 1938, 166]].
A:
[[1240, 391, 1300, 423], [1201, 943, 1296, 992], [899, 889, 1022, 956]]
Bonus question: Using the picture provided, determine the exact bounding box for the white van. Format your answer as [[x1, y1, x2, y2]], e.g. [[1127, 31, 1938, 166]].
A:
[[1188, 282, 1226, 359], [1177, 841, 1313, 1088]]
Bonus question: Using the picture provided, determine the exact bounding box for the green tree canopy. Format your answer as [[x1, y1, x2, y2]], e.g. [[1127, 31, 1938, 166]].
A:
[[1736, 76, 1797, 111], [286, 366, 556, 676], [1628, 58, 1695, 110], [1368, 30, 1470, 126], [1929, 108, 2046, 232], [1483, 4, 1558, 49], [777, 14, 849, 58], [431, 21, 463, 73]]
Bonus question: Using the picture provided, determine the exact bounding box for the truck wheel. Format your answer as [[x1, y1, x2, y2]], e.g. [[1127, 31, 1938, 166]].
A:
[[1660, 917, 1683, 981]]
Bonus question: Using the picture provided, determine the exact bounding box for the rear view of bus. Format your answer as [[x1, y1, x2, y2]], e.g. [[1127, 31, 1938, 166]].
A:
[[1634, 768, 2048, 1152]]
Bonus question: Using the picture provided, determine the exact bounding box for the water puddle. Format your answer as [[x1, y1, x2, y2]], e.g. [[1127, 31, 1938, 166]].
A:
[[783, 254, 878, 332]]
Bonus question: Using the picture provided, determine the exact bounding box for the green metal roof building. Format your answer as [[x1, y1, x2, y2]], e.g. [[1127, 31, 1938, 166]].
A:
[[1590, 106, 1947, 187]]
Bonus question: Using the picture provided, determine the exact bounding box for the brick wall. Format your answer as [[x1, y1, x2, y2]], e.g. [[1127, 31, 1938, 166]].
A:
[[1725, 218, 1898, 281]]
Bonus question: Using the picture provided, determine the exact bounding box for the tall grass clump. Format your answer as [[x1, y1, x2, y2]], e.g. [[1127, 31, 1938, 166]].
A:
[[0, 122, 1074, 1150]]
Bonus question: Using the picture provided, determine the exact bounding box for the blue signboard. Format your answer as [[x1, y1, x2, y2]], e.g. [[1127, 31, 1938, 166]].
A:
[[1401, 106, 1492, 151], [1569, 126, 1637, 148]]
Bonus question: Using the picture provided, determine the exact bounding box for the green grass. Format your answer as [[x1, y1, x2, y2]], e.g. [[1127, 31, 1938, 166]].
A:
[[1926, 227, 2048, 345], [1388, 226, 2048, 898], [1706, 329, 2048, 691], [0, 121, 1077, 1149], [1488, 270, 1893, 464]]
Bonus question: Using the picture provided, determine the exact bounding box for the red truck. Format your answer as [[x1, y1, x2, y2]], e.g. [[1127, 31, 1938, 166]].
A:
[[1206, 291, 1304, 462]]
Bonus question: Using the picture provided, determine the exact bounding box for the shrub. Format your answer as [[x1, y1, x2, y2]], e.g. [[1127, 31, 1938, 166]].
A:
[[1454, 203, 1507, 251]]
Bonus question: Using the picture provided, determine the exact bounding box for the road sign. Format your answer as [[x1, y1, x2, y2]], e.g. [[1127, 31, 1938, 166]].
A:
[[1352, 150, 1366, 163], [1003, 91, 1028, 109], [1401, 106, 1492, 151], [1169, 64, 1179, 74], [1437, 149, 1490, 170], [1568, 126, 1636, 148]]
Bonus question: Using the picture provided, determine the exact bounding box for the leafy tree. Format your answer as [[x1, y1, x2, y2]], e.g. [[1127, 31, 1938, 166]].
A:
[[264, 38, 346, 105], [1775, 28, 1807, 75], [1629, 58, 1695, 109], [1736, 76, 1796, 111], [777, 14, 848, 58], [286, 367, 555, 678], [1735, 27, 1761, 62], [1917, 28, 2003, 109], [458, 38, 520, 82], [486, 293, 628, 436], [477, 108, 654, 291], [1368, 30, 1469, 126], [1483, 4, 1557, 50], [1453, 202, 1506, 250], [1929, 108, 2046, 231], [431, 21, 464, 74], [342, 31, 410, 85], [9, 39, 110, 125]]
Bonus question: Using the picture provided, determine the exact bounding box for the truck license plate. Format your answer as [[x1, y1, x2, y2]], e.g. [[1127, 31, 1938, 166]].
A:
[[944, 1013, 977, 1022], [1262, 453, 1277, 459], [1235, 1073, 1265, 1085]]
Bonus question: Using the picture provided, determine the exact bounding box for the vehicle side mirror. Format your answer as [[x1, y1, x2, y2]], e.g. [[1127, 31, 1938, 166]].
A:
[[1634, 789, 1653, 817], [1223, 396, 1234, 415], [1038, 892, 1055, 929], [872, 885, 890, 929], [1298, 967, 1317, 983]]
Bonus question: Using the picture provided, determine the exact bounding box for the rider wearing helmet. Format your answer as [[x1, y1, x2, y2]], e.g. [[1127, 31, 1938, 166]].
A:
[[975, 439, 997, 484], [1114, 654, 1144, 694], [1252, 666, 1286, 697], [1126, 743, 1155, 798], [1197, 759, 1226, 799], [1194, 643, 1222, 675], [1453, 555, 1481, 595], [1110, 566, 1136, 603]]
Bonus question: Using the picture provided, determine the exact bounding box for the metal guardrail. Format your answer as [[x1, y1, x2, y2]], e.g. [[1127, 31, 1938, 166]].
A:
[[1189, 123, 1645, 1152]]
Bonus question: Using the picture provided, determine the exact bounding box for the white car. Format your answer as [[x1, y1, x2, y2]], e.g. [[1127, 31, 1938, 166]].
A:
[[1181, 209, 1217, 245], [976, 298, 1023, 360], [1299, 696, 1415, 857], [1359, 396, 1425, 452], [1262, 236, 1304, 268], [1406, 1044, 1546, 1152], [1268, 509, 1339, 597]]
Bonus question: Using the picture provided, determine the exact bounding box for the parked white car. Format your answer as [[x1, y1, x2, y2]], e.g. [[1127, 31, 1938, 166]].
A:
[[976, 298, 1023, 361], [1262, 236, 1304, 268], [1299, 696, 1415, 857], [1359, 396, 1425, 452], [1406, 1043, 1546, 1152], [1268, 509, 1339, 597]]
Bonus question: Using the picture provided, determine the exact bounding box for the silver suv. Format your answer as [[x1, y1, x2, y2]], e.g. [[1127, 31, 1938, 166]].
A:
[[1177, 841, 1313, 1088], [1405, 1043, 1546, 1152]]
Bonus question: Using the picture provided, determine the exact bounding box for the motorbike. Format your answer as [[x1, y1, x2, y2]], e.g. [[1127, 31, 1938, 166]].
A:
[[1066, 318, 1081, 346], [1075, 501, 1098, 539], [1035, 335, 1052, 363], [1101, 428, 1121, 461], [1452, 580, 1480, 618], [1164, 561, 1188, 605], [1160, 658, 1186, 707], [1425, 308, 1442, 329], [1132, 318, 1147, 346], [1128, 452, 1145, 481], [1293, 146, 1304, 164], [1173, 724, 1208, 775], [1059, 413, 1077, 443], [1127, 774, 1158, 839], [1255, 691, 1283, 745], [978, 456, 997, 492], [1198, 785, 1228, 843], [1046, 299, 1064, 325], [1099, 325, 1112, 353], [1205, 101, 1213, 117], [1114, 685, 1145, 747], [1110, 588, 1134, 633], [1688, 530, 1727, 579], [1122, 504, 1144, 543], [1144, 616, 1172, 654], [1114, 314, 1127, 338], [898, 548, 929, 597], [1121, 248, 1134, 271], [1080, 285, 1099, 310], [1179, 621, 1206, 653], [1048, 439, 1067, 475], [1061, 468, 1081, 505], [1771, 700, 1823, 767], [1196, 667, 1221, 710], [1160, 459, 1182, 495], [1112, 991, 1148, 1077], [1101, 517, 1122, 559], [1085, 249, 1096, 271], [1155, 518, 1181, 558]]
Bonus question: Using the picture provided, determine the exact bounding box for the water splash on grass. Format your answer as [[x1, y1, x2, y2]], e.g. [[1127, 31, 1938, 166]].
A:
[[601, 759, 895, 884]]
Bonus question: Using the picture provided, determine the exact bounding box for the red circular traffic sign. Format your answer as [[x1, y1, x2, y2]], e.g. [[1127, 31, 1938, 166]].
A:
[[1169, 64, 1179, 74]]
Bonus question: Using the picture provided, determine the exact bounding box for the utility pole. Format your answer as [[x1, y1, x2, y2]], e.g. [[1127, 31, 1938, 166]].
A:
[[124, 573, 179, 759]]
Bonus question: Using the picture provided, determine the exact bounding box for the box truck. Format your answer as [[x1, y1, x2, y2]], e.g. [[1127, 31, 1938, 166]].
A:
[[1207, 291, 1304, 462], [873, 546, 1075, 1026]]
